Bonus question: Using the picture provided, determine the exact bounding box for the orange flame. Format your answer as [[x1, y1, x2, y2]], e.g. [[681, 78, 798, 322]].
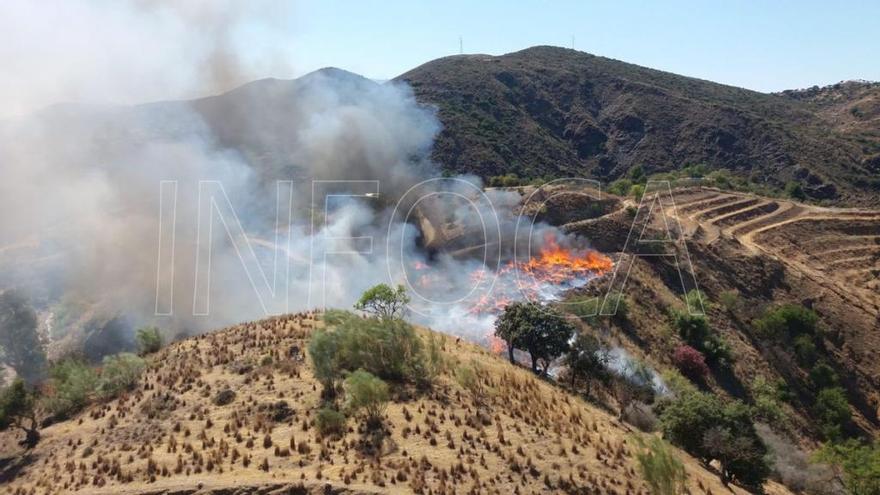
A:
[[468, 236, 613, 316]]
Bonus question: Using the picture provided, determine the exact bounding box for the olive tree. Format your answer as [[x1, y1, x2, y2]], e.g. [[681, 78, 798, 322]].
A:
[[0, 379, 41, 448], [494, 302, 575, 375], [354, 283, 410, 320]]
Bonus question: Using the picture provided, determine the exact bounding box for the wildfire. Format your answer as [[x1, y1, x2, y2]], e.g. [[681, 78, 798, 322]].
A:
[[404, 236, 613, 356], [469, 237, 613, 316]]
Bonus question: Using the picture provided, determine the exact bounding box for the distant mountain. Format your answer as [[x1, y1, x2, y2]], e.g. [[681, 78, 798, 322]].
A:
[[397, 46, 880, 204]]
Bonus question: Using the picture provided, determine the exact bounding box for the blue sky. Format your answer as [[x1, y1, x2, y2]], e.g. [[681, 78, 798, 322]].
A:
[[281, 0, 879, 92]]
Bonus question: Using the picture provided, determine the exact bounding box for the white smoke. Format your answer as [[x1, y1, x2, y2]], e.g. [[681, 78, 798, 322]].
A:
[[0, 3, 605, 356]]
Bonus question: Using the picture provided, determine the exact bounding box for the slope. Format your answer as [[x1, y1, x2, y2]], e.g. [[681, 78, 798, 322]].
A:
[[0, 313, 791, 495], [397, 46, 879, 204]]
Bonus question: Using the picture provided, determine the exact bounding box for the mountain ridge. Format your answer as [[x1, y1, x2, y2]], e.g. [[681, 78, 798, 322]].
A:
[[397, 46, 880, 205]]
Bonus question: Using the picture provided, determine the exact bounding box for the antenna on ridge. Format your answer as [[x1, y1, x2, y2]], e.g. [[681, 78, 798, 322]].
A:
[[459, 36, 463, 55], [571, 35, 575, 50]]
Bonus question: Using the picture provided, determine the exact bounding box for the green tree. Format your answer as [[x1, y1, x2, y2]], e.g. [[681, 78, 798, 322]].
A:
[[673, 312, 731, 366], [354, 283, 410, 320], [749, 376, 784, 424], [659, 390, 770, 491], [814, 387, 851, 440], [785, 181, 807, 201], [42, 358, 98, 419], [755, 303, 818, 340], [817, 440, 880, 495], [0, 290, 46, 383], [494, 302, 574, 374], [635, 435, 687, 495], [563, 333, 609, 396], [0, 379, 40, 448], [608, 178, 633, 196], [702, 425, 771, 490], [308, 328, 342, 398], [136, 326, 163, 355], [628, 165, 646, 183], [629, 184, 646, 201], [809, 361, 839, 390], [97, 353, 145, 399], [344, 369, 389, 429]]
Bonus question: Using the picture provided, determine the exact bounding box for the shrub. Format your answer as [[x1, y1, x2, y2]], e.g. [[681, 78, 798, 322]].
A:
[[628, 165, 646, 182], [786, 181, 807, 200], [608, 179, 633, 196], [569, 293, 628, 323], [629, 184, 646, 201], [718, 290, 742, 314], [635, 435, 687, 495], [660, 369, 698, 398], [97, 353, 145, 399], [793, 334, 819, 366], [673, 312, 731, 367], [605, 292, 629, 322], [623, 402, 658, 432], [750, 376, 785, 424], [671, 345, 709, 381], [814, 387, 851, 440], [755, 424, 844, 495], [135, 326, 163, 355], [315, 408, 347, 438], [354, 283, 410, 320], [568, 296, 599, 323], [810, 361, 839, 390], [755, 304, 819, 340], [343, 370, 389, 429], [817, 439, 880, 495], [42, 358, 98, 419], [612, 361, 657, 417], [453, 361, 484, 400], [684, 289, 707, 313], [308, 327, 342, 397], [309, 312, 432, 396], [213, 388, 236, 406]]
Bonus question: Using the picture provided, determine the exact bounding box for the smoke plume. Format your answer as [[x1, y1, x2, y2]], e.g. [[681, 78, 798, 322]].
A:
[[0, 3, 602, 358]]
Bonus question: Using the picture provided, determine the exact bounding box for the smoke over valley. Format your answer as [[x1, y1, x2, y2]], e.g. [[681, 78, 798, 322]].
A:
[[0, 3, 611, 361]]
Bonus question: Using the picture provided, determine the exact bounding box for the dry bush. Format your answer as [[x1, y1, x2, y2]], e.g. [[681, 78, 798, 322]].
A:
[[755, 424, 845, 495], [622, 401, 658, 432]]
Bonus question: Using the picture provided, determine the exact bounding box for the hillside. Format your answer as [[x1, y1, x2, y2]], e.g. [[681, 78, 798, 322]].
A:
[[397, 46, 880, 204], [0, 313, 791, 495], [548, 182, 880, 440]]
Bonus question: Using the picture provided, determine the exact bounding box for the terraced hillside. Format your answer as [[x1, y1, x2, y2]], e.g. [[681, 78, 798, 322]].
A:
[[665, 187, 880, 433], [556, 182, 880, 440], [0, 313, 789, 495], [664, 188, 880, 313]]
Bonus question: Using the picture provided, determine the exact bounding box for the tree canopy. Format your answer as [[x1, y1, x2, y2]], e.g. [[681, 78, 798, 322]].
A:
[[0, 290, 46, 383], [0, 379, 41, 448], [354, 283, 410, 320], [494, 302, 575, 374]]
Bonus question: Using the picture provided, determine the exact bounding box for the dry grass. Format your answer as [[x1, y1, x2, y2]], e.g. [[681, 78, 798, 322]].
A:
[[0, 312, 791, 495]]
